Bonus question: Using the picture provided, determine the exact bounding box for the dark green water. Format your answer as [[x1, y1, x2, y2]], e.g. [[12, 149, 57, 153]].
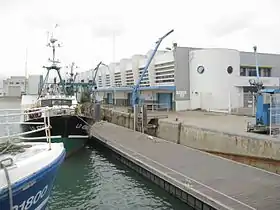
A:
[[47, 144, 190, 210], [1, 98, 191, 210]]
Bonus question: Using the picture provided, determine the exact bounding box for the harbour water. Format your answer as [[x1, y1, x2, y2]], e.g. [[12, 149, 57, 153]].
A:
[[0, 98, 191, 210]]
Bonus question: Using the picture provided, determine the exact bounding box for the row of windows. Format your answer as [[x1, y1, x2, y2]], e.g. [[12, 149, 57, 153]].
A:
[[96, 67, 175, 87], [94, 65, 274, 88], [5, 81, 25, 85], [196, 65, 273, 77], [240, 66, 271, 77]]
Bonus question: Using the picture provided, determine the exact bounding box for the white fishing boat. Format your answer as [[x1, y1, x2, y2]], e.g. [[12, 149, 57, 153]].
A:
[[0, 108, 66, 210], [19, 27, 92, 157]]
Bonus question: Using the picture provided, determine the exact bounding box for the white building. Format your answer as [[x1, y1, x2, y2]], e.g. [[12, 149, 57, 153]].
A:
[[77, 44, 280, 112], [2, 75, 43, 97], [3, 76, 26, 97], [27, 75, 43, 95]]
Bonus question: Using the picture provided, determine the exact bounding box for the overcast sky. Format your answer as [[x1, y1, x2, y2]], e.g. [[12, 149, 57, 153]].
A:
[[0, 0, 279, 78]]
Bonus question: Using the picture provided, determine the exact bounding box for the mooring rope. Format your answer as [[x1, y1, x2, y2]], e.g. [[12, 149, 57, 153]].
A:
[[0, 141, 31, 155], [75, 115, 91, 126]]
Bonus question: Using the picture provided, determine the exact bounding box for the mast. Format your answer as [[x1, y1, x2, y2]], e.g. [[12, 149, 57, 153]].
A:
[[39, 25, 65, 97], [66, 62, 78, 83], [64, 62, 79, 96]]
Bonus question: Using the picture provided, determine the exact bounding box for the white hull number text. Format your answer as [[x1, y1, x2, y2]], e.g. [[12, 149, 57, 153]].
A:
[[76, 123, 89, 130], [12, 185, 48, 210]]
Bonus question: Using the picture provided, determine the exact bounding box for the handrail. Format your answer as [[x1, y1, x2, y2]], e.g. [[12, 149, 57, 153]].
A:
[[0, 122, 45, 125], [0, 126, 49, 140], [0, 109, 46, 117], [0, 107, 53, 150], [0, 106, 70, 117]]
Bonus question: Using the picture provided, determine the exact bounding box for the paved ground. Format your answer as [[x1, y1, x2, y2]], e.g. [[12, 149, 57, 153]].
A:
[[91, 122, 280, 210], [162, 110, 254, 135], [102, 105, 256, 136]]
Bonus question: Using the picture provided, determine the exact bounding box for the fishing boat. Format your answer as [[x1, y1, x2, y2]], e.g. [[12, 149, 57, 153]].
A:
[[0, 108, 65, 210], [19, 29, 93, 157]]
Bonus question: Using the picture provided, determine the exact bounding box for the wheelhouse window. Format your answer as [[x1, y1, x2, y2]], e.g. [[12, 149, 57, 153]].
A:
[[40, 99, 72, 107]]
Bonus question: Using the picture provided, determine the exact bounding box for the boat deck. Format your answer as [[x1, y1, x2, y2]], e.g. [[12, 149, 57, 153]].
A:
[[90, 121, 280, 210]]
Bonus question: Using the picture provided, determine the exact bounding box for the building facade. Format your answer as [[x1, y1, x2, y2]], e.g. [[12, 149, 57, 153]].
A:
[[3, 76, 26, 97], [27, 75, 43, 95], [2, 75, 43, 97], [76, 45, 280, 112]]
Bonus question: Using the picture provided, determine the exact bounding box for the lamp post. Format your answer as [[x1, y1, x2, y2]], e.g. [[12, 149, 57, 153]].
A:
[[100, 63, 116, 107]]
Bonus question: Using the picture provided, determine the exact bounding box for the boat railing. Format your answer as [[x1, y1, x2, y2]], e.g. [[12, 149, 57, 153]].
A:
[[0, 107, 52, 150]]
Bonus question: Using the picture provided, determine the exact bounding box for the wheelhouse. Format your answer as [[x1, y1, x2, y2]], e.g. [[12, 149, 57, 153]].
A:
[[38, 98, 73, 107]]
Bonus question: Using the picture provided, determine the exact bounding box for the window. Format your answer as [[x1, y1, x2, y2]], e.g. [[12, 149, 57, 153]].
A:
[[263, 68, 271, 77], [248, 69, 257, 76], [197, 66, 205, 74], [240, 66, 271, 77], [41, 99, 72, 107], [240, 67, 246, 76], [16, 82, 20, 84], [227, 66, 233, 74]]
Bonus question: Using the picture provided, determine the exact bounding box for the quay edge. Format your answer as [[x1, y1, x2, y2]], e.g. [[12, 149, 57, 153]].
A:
[[89, 121, 280, 210], [90, 131, 217, 210]]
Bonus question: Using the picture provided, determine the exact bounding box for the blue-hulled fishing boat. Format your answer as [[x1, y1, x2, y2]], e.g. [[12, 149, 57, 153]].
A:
[[0, 108, 65, 210]]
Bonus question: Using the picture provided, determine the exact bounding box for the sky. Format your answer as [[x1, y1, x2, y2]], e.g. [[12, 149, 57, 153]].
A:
[[0, 0, 280, 78]]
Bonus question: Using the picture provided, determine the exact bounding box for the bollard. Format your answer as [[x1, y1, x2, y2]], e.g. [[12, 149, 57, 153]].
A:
[[94, 103, 101, 122]]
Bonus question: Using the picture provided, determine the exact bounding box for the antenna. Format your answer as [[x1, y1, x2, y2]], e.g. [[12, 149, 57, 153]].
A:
[[39, 24, 65, 98], [24, 47, 28, 94], [46, 31, 50, 46], [253, 46, 260, 81]]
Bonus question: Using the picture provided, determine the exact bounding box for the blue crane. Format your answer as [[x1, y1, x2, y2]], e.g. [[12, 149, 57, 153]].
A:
[[132, 29, 174, 108]]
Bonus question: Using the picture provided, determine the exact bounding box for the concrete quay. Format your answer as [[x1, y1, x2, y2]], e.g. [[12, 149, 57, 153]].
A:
[[100, 106, 280, 173], [90, 121, 280, 210]]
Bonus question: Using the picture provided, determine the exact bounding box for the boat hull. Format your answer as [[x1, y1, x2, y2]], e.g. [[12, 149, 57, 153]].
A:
[[0, 147, 66, 210], [20, 115, 92, 157]]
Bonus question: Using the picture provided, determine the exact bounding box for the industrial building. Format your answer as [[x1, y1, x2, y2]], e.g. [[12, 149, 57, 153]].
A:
[[27, 75, 43, 95], [2, 75, 43, 97], [76, 44, 280, 112]]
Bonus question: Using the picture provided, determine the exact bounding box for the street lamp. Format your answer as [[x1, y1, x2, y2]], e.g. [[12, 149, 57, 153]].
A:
[[100, 63, 117, 106]]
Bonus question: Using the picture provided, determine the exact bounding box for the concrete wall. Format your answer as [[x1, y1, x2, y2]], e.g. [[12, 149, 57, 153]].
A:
[[174, 47, 190, 101], [173, 47, 192, 111], [100, 107, 280, 173]]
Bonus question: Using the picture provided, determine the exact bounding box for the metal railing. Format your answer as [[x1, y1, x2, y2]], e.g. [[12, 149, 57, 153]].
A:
[[142, 102, 171, 112], [0, 108, 52, 150], [101, 102, 171, 112], [269, 94, 280, 137]]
